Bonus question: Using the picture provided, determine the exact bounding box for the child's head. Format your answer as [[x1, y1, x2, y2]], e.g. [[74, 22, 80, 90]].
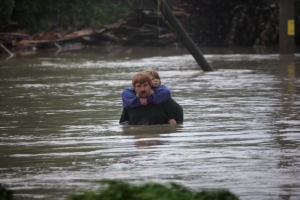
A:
[[146, 70, 161, 87]]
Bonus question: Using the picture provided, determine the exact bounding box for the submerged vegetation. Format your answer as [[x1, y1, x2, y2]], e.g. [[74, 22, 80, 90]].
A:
[[0, 184, 13, 200], [69, 180, 239, 200], [0, 180, 239, 200]]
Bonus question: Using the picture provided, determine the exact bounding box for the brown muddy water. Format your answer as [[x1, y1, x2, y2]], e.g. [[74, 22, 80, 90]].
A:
[[0, 46, 299, 200]]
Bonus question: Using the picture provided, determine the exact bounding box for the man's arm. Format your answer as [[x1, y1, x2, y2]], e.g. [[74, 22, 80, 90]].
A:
[[119, 107, 130, 124], [163, 98, 184, 124]]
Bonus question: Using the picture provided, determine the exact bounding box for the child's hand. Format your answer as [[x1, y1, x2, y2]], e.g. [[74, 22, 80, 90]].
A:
[[140, 98, 147, 105]]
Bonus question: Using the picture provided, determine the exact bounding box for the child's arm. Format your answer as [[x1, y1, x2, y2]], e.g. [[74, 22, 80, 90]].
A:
[[122, 87, 143, 108], [121, 85, 171, 108], [151, 85, 171, 104], [122, 87, 154, 108]]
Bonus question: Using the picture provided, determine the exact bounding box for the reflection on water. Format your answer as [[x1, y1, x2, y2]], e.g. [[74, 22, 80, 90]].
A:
[[0, 47, 300, 200]]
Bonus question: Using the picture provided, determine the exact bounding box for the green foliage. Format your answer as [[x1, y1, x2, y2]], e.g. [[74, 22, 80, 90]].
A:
[[0, 184, 14, 200], [0, 0, 15, 27], [69, 180, 239, 200], [8, 0, 134, 33]]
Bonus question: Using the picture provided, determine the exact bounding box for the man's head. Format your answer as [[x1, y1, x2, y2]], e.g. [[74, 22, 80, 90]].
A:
[[132, 72, 152, 98], [146, 70, 161, 87]]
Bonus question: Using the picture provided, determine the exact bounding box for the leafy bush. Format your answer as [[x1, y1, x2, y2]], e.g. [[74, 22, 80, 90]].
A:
[[0, 180, 238, 200], [0, 184, 14, 200], [7, 0, 134, 33], [69, 180, 239, 200], [0, 0, 15, 28]]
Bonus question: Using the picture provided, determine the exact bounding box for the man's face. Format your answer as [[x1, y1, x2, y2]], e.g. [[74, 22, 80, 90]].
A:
[[135, 82, 152, 98]]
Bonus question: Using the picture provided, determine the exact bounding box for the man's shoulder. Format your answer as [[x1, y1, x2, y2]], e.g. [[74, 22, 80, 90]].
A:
[[164, 98, 183, 111], [164, 98, 180, 104], [153, 85, 168, 89]]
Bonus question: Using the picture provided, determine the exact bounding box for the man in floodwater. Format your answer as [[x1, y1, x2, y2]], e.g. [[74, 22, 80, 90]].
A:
[[122, 70, 172, 109], [119, 71, 183, 125]]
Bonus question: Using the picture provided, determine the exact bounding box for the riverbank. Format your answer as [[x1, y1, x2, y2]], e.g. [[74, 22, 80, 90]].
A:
[[0, 3, 188, 59], [2, 0, 293, 60]]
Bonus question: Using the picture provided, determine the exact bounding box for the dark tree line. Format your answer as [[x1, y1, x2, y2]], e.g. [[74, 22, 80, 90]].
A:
[[0, 0, 300, 47], [0, 0, 134, 33], [181, 0, 299, 47]]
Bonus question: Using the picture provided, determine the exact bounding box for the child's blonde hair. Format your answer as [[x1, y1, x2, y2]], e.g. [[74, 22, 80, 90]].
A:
[[146, 70, 161, 85]]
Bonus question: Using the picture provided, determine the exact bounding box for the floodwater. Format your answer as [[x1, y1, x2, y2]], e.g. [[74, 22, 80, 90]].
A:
[[0, 46, 299, 200]]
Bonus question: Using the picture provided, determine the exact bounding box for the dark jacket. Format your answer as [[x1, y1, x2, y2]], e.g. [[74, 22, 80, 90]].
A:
[[119, 98, 183, 125]]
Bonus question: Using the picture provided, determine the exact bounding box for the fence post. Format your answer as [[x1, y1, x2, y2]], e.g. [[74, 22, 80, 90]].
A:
[[279, 0, 294, 55]]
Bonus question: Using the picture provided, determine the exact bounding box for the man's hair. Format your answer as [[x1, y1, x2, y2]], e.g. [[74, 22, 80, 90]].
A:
[[132, 72, 151, 87]]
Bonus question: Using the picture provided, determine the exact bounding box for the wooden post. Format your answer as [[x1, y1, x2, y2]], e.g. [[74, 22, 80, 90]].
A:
[[152, 0, 214, 71], [0, 43, 14, 59], [279, 0, 295, 54]]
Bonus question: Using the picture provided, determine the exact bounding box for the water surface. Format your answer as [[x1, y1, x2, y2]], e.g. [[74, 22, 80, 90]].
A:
[[0, 47, 299, 200]]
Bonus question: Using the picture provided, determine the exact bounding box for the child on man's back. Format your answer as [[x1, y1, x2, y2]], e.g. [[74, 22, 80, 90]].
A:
[[121, 70, 171, 108]]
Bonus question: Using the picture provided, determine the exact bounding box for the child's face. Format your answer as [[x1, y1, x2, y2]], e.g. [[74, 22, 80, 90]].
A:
[[150, 76, 160, 87]]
